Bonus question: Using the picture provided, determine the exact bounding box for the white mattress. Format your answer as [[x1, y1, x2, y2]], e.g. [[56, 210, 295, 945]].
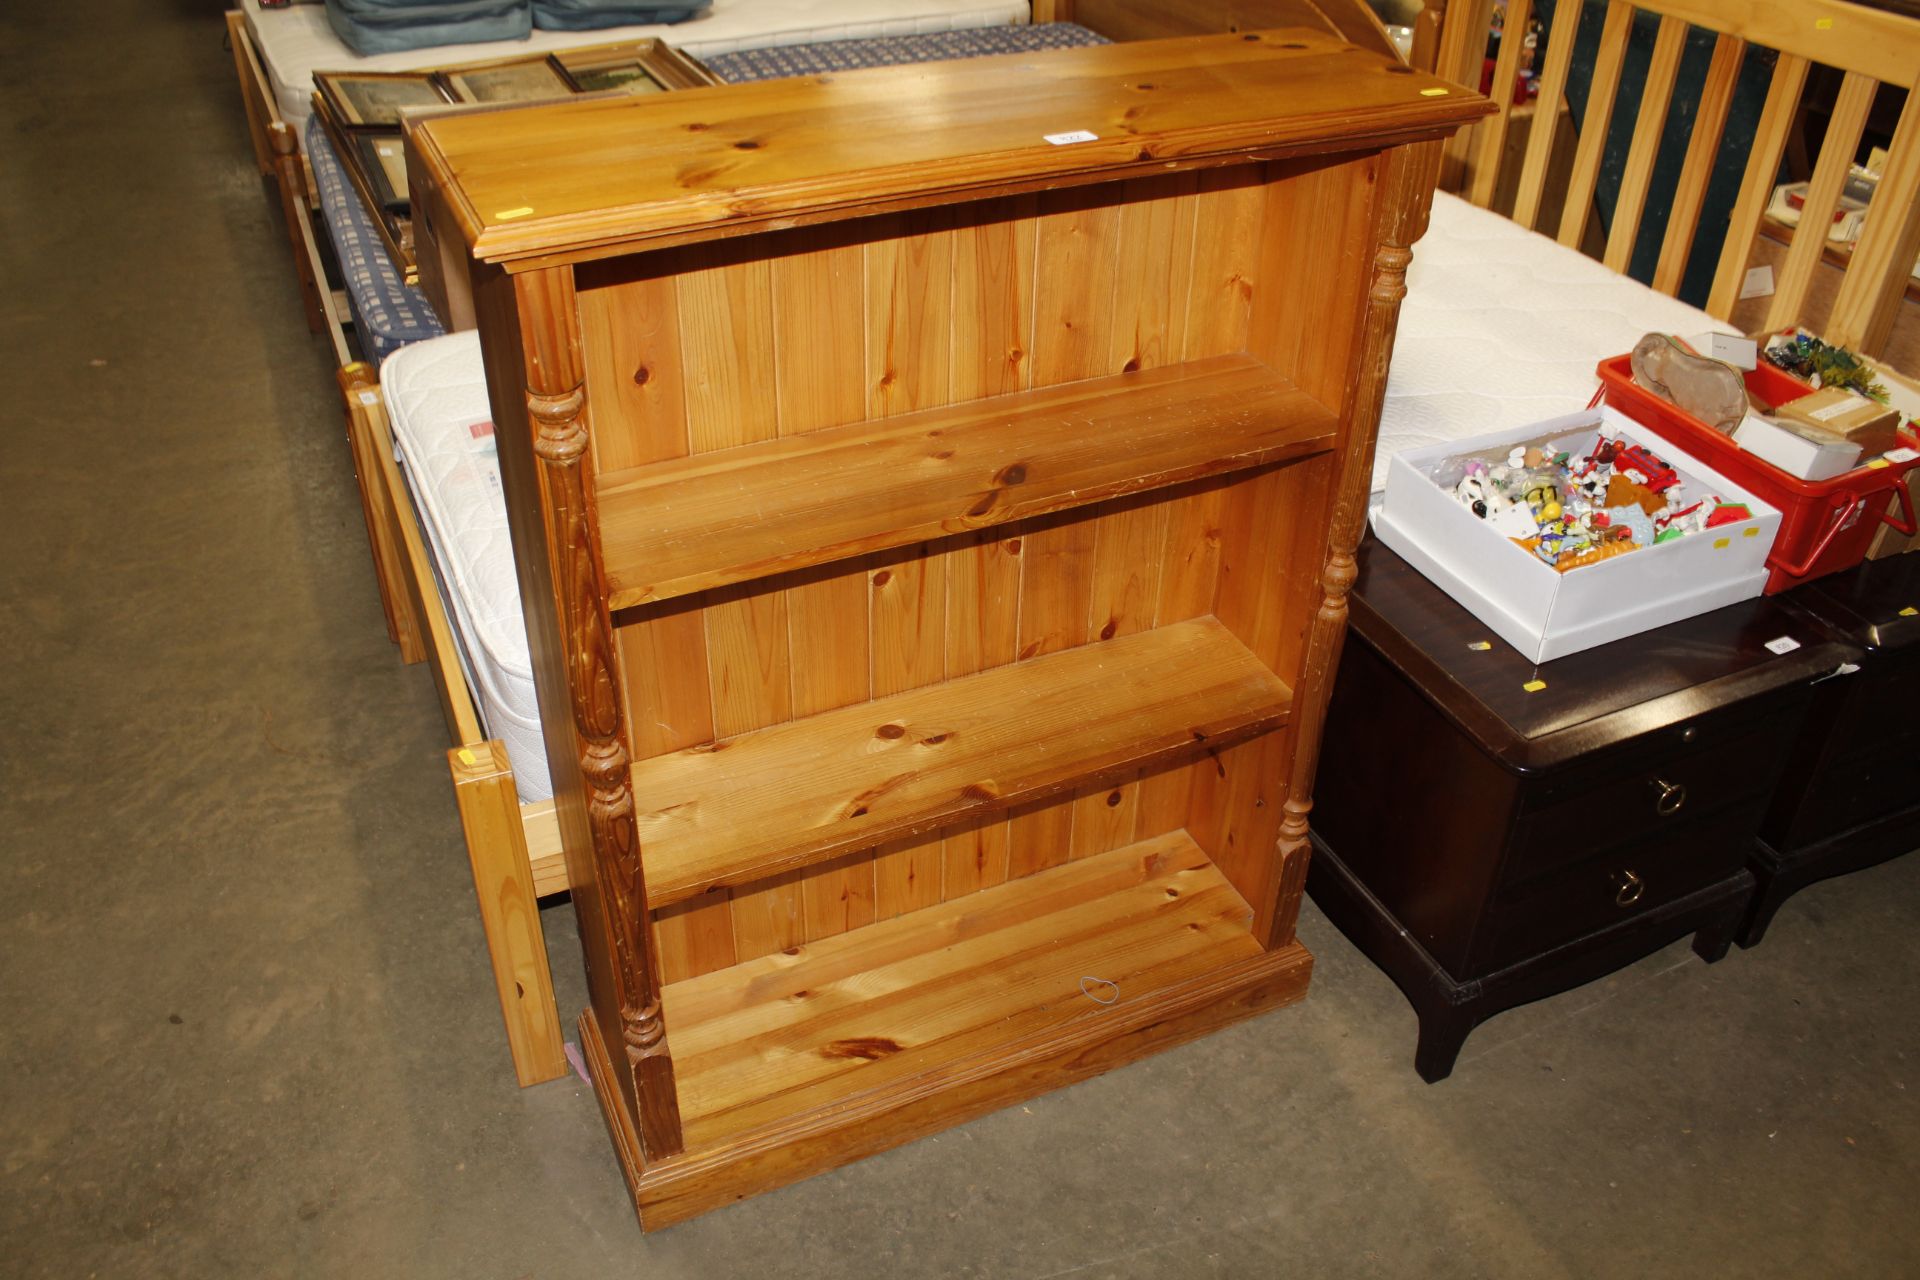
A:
[[380, 332, 553, 804], [1380, 191, 1721, 491], [243, 0, 1031, 129]]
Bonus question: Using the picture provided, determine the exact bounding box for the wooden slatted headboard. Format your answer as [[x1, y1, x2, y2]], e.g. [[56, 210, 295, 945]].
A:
[[1416, 0, 1920, 358]]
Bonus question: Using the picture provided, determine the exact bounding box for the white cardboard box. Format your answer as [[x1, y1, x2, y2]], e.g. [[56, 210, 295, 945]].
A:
[[1371, 407, 1783, 663], [1731, 411, 1863, 480]]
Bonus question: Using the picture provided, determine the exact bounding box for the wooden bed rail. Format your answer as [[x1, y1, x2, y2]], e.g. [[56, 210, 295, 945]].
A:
[[1423, 0, 1920, 358], [337, 361, 571, 1087]]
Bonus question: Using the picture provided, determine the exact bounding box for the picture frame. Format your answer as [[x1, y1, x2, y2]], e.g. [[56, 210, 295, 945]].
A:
[[352, 131, 411, 215], [555, 39, 719, 94], [437, 57, 575, 106], [317, 71, 449, 128]]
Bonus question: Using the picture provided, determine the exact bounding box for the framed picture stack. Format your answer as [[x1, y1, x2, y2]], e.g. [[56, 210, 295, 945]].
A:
[[312, 40, 716, 283]]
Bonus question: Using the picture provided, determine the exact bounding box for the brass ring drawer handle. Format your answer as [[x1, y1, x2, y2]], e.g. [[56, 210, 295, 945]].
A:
[[1650, 777, 1687, 816], [1614, 869, 1645, 907]]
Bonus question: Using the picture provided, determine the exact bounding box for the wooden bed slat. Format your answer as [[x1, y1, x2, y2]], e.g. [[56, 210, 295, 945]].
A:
[[1764, 70, 1878, 334], [1468, 0, 1531, 209], [1829, 93, 1920, 354], [630, 616, 1292, 908], [1557, 0, 1633, 248], [1706, 52, 1808, 320], [1652, 32, 1744, 294], [1511, 0, 1583, 227], [1438, 0, 1497, 191], [1602, 13, 1689, 274]]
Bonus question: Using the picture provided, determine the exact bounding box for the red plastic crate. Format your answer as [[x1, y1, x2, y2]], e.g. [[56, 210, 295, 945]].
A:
[[1596, 354, 1918, 593]]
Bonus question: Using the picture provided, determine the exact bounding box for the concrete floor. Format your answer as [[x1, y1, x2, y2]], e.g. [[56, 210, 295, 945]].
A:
[[4, 3, 1919, 1276]]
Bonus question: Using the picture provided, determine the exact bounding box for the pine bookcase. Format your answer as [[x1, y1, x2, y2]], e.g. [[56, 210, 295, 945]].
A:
[[409, 30, 1487, 1229]]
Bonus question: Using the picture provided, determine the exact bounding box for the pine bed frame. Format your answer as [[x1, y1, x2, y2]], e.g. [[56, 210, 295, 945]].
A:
[[1412, 0, 1920, 361]]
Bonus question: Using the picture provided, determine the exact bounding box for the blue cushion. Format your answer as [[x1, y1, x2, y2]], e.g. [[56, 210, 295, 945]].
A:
[[305, 116, 447, 363], [531, 1, 707, 31], [325, 0, 531, 55], [704, 23, 1109, 84]]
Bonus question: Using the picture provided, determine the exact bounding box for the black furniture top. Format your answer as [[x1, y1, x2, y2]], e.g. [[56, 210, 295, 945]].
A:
[[1346, 540, 1861, 769]]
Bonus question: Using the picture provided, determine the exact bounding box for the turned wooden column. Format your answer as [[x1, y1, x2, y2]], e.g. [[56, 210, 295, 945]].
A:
[[1269, 139, 1444, 948], [513, 267, 684, 1160]]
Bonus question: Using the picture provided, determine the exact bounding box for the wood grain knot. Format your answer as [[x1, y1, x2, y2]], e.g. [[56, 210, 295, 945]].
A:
[[733, 139, 761, 150], [1005, 539, 1022, 555], [961, 782, 1000, 803], [871, 569, 894, 588], [684, 121, 710, 131], [875, 723, 907, 740], [1122, 357, 1141, 373], [995, 462, 1028, 486], [632, 365, 650, 387], [821, 1037, 903, 1060], [1099, 619, 1119, 640], [920, 733, 950, 746], [1106, 790, 1124, 808], [1135, 82, 1156, 90]]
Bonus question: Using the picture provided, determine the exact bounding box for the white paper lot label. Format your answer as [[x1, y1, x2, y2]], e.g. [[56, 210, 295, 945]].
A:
[[1809, 394, 1872, 422], [1765, 635, 1802, 655], [1044, 130, 1098, 145]]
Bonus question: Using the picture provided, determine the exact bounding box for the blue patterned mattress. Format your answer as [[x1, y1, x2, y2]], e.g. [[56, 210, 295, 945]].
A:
[[306, 115, 447, 363], [308, 23, 1106, 362]]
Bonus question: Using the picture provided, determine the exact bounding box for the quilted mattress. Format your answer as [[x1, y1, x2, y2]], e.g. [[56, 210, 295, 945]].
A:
[[1381, 192, 1720, 490], [380, 333, 553, 803], [241, 0, 1031, 130]]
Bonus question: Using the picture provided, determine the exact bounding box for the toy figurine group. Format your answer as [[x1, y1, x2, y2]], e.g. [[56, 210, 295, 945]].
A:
[[1449, 433, 1752, 571]]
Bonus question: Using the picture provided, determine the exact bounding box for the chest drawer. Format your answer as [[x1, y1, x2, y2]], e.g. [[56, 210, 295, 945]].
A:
[[1476, 813, 1754, 974], [1500, 704, 1803, 895]]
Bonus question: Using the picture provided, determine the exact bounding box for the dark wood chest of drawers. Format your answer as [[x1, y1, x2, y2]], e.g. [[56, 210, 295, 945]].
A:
[[1309, 539, 1859, 1081], [1746, 553, 1920, 944]]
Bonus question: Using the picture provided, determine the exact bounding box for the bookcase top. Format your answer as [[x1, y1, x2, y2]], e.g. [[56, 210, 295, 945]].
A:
[[413, 28, 1489, 267]]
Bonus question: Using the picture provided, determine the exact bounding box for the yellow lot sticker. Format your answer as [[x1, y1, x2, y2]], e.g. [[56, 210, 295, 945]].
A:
[[1420, 87, 1449, 96], [496, 206, 535, 221], [1522, 679, 1547, 693], [1744, 526, 1759, 537], [1713, 536, 1730, 549], [1468, 640, 1493, 651], [458, 747, 478, 765], [1901, 606, 1918, 618]]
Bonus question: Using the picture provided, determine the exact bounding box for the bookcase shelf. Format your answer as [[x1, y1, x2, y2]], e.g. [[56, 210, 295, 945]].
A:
[[596, 354, 1334, 609], [664, 831, 1287, 1146], [634, 616, 1291, 907]]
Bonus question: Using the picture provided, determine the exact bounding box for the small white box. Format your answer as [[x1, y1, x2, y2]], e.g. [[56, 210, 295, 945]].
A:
[[1371, 407, 1784, 663], [1690, 331, 1758, 370], [1732, 412, 1862, 480]]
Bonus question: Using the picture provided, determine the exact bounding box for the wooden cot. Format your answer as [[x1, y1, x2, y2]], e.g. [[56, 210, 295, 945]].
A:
[[1412, 0, 1920, 362]]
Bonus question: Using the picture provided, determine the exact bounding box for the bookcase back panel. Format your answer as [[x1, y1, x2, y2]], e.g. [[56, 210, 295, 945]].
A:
[[572, 167, 1289, 981], [627, 467, 1293, 981]]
